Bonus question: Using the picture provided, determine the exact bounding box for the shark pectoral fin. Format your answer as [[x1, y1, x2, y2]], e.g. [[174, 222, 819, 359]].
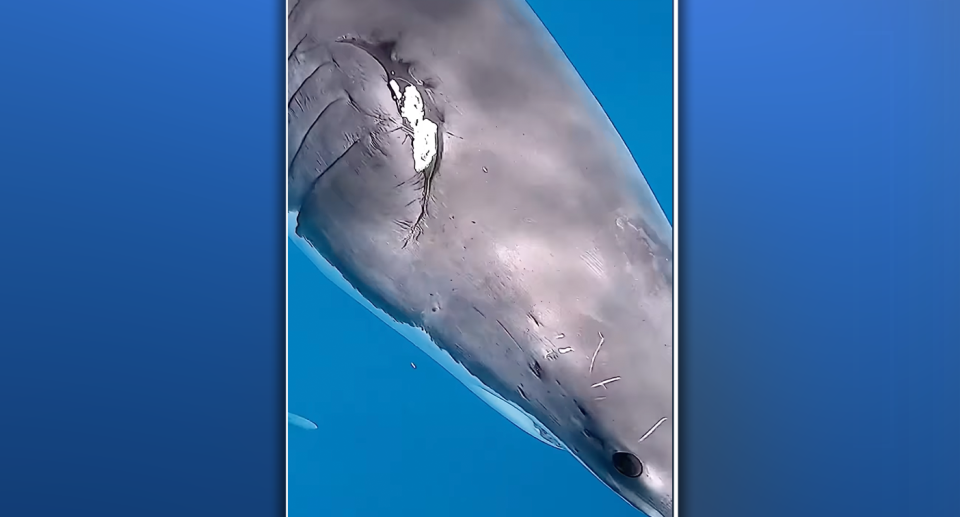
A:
[[288, 412, 318, 430], [467, 384, 564, 450]]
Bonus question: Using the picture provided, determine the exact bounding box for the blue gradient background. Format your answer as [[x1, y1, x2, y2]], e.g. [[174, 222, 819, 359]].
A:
[[0, 0, 957, 517]]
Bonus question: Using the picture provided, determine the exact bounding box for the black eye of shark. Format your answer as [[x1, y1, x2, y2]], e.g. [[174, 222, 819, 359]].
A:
[[612, 452, 643, 478]]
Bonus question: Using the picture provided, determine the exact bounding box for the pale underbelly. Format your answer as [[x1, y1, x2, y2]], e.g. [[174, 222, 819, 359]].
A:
[[288, 211, 565, 449]]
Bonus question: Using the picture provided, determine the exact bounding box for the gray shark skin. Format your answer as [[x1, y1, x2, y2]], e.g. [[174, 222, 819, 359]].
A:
[[287, 0, 673, 515]]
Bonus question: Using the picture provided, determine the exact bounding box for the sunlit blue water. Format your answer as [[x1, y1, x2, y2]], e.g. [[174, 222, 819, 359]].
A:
[[289, 1, 673, 515]]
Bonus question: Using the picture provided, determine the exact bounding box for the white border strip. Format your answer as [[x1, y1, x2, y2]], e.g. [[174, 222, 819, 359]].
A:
[[284, 2, 291, 515], [672, 0, 680, 514]]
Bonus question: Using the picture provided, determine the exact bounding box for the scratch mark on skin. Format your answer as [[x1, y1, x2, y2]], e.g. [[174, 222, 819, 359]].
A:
[[591, 376, 621, 389], [558, 347, 574, 354], [529, 360, 543, 379], [290, 96, 349, 167], [589, 331, 605, 373], [517, 386, 529, 401], [496, 320, 523, 351], [527, 312, 543, 327], [299, 138, 362, 203], [638, 417, 668, 443], [288, 0, 302, 20], [288, 61, 336, 110], [288, 34, 308, 61]]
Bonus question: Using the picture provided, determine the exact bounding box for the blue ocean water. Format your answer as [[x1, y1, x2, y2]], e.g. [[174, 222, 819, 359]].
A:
[[288, 1, 673, 515]]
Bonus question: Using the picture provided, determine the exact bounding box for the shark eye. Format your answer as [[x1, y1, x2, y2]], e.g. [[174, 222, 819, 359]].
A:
[[612, 452, 643, 478]]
